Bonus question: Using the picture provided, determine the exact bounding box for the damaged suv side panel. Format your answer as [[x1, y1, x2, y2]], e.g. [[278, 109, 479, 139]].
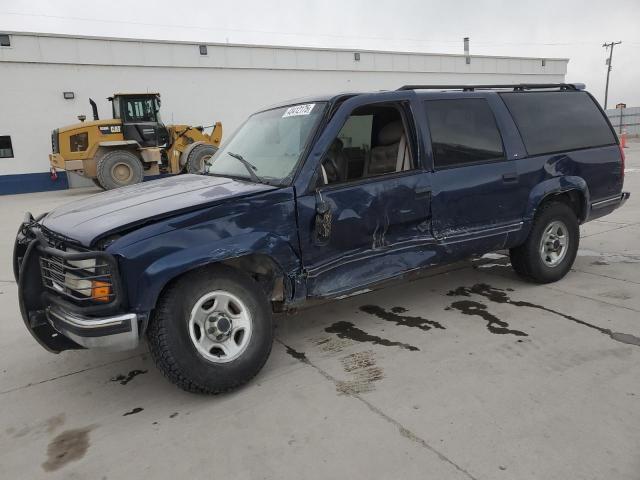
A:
[[14, 84, 629, 393], [111, 187, 301, 313]]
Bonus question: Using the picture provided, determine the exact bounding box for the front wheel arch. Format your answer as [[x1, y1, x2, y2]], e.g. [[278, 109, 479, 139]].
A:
[[146, 254, 288, 327]]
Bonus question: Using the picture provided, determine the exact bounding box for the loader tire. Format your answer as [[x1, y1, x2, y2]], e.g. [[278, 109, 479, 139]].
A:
[[96, 150, 144, 190], [185, 144, 217, 174]]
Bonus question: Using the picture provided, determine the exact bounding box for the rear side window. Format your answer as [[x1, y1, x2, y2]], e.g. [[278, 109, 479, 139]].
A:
[[501, 91, 616, 156], [424, 99, 505, 169]]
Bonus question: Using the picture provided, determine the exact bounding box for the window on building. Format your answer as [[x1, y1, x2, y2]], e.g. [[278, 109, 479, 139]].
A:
[[124, 98, 157, 122], [424, 98, 504, 169], [320, 104, 413, 185], [0, 136, 14, 158], [500, 91, 616, 156], [0, 34, 10, 47]]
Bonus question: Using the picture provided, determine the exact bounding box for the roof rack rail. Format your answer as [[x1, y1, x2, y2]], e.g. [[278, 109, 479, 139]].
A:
[[397, 83, 585, 92]]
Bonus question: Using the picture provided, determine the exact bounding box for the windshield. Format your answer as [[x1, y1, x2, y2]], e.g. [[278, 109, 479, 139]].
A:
[[207, 102, 327, 184]]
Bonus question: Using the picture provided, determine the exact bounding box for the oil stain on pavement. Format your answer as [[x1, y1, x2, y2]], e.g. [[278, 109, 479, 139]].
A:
[[325, 321, 419, 351], [360, 305, 445, 331], [110, 369, 148, 385], [446, 300, 528, 337], [448, 283, 640, 347], [42, 425, 96, 472], [122, 407, 144, 417]]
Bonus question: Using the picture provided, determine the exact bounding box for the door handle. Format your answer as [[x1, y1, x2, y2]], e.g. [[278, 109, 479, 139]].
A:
[[502, 172, 518, 183]]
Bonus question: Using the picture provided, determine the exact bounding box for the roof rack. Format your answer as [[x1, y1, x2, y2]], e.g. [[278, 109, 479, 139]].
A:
[[397, 83, 585, 92]]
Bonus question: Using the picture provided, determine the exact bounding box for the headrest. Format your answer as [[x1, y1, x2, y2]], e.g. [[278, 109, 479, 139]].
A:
[[377, 121, 403, 146], [330, 138, 344, 151]]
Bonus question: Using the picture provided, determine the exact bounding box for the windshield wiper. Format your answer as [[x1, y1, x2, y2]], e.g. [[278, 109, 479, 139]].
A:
[[224, 152, 264, 184]]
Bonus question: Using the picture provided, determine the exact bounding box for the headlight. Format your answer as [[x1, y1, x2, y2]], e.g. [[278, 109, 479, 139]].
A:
[[65, 248, 96, 270], [64, 272, 92, 296]]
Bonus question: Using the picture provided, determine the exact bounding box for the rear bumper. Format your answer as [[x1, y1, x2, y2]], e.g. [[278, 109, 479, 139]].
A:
[[588, 191, 630, 221], [591, 191, 630, 210], [46, 305, 139, 350], [49, 153, 66, 170], [49, 153, 84, 172]]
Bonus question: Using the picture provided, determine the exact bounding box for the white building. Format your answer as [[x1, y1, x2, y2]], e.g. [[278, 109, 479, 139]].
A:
[[0, 32, 568, 194]]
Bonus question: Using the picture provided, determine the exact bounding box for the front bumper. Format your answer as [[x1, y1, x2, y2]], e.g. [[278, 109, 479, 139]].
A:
[[46, 305, 139, 350], [15, 214, 141, 353]]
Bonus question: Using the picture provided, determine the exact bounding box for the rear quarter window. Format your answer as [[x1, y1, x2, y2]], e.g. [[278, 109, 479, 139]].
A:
[[500, 91, 616, 156]]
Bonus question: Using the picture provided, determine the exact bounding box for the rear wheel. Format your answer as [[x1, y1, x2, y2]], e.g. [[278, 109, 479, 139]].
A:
[[185, 144, 217, 174], [510, 201, 579, 283], [147, 266, 273, 394], [96, 150, 144, 190], [91, 178, 103, 189]]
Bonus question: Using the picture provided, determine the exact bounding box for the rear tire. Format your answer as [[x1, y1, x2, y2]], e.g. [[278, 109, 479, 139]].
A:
[[147, 266, 273, 394], [92, 178, 103, 189], [96, 150, 144, 190], [185, 144, 217, 174], [510, 201, 579, 283]]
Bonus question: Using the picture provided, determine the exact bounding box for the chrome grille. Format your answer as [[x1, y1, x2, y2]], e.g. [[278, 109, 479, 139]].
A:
[[39, 249, 116, 304]]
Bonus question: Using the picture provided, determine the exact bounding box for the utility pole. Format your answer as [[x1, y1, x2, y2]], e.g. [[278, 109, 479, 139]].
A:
[[602, 41, 622, 110]]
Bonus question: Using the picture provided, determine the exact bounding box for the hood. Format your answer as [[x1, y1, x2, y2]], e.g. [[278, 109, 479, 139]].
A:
[[58, 119, 122, 134], [41, 174, 275, 245]]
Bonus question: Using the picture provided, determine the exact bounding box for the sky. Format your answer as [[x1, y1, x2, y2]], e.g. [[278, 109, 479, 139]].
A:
[[1, 0, 639, 107]]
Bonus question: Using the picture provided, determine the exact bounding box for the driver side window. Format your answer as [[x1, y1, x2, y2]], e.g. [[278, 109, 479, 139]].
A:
[[320, 104, 413, 186]]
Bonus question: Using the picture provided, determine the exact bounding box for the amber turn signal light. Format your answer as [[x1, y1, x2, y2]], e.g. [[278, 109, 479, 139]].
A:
[[91, 280, 111, 302]]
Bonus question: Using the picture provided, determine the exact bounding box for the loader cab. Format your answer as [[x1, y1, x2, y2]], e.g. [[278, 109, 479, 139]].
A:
[[110, 93, 170, 148]]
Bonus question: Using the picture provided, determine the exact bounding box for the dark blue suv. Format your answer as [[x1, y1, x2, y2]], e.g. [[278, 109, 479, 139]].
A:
[[14, 83, 629, 393]]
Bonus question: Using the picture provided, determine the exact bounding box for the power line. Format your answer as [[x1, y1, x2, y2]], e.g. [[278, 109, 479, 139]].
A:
[[0, 11, 635, 49], [602, 41, 622, 109]]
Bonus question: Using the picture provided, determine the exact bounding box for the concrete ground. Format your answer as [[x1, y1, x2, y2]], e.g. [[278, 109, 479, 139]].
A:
[[1, 142, 639, 480]]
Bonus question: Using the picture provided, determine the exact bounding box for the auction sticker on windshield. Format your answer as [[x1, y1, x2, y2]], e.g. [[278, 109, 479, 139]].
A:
[[283, 104, 315, 117]]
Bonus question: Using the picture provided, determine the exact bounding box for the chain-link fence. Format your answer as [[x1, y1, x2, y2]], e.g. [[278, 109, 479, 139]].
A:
[[606, 107, 640, 136]]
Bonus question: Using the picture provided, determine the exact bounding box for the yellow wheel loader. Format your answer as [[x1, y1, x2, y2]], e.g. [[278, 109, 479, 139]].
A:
[[49, 93, 222, 190]]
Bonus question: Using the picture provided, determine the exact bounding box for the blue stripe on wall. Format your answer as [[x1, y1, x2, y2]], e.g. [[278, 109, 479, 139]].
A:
[[0, 171, 174, 195], [0, 172, 69, 195]]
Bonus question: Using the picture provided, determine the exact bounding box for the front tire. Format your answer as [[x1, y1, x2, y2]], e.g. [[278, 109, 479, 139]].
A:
[[510, 201, 579, 283], [147, 266, 273, 394], [96, 150, 144, 189]]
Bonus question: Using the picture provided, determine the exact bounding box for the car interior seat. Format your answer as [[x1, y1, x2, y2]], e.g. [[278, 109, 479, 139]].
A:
[[366, 121, 410, 176]]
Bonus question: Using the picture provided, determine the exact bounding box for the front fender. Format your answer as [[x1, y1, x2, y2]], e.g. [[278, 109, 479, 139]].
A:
[[524, 176, 590, 223], [124, 231, 300, 312]]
